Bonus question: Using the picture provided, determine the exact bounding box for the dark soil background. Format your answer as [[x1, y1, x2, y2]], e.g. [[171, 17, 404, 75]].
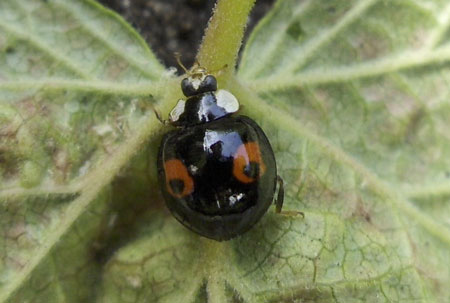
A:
[[97, 0, 275, 73]]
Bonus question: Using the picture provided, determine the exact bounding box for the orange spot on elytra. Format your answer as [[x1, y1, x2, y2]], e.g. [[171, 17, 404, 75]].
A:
[[233, 142, 266, 183], [164, 159, 194, 198]]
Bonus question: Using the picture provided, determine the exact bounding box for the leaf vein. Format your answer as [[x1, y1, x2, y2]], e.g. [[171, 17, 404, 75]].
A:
[[426, 2, 450, 49], [0, 183, 83, 202], [0, 79, 163, 97], [0, 115, 160, 303], [53, 0, 164, 80], [274, 0, 379, 76], [240, 0, 313, 78], [0, 19, 91, 79], [249, 45, 450, 91]]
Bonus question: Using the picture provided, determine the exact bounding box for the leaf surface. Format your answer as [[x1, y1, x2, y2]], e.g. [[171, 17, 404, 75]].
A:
[[102, 0, 450, 302], [0, 0, 167, 301], [1, 0, 449, 302]]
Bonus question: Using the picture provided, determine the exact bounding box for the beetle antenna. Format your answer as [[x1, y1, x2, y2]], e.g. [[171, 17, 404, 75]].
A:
[[174, 53, 189, 74]]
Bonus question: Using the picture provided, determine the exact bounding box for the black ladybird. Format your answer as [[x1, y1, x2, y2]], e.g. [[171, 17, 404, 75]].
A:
[[157, 63, 286, 241]]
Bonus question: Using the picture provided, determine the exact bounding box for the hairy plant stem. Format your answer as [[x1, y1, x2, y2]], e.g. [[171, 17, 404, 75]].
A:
[[197, 0, 256, 84]]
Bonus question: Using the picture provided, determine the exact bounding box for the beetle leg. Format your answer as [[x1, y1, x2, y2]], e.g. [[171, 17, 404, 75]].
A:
[[153, 107, 169, 125], [275, 175, 284, 213], [275, 175, 304, 217]]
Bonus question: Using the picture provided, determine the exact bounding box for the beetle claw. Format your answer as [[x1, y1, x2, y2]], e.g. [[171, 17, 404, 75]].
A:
[[274, 176, 304, 218]]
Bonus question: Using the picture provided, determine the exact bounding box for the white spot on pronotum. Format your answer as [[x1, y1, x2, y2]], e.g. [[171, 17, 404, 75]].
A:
[[215, 89, 239, 114], [169, 99, 186, 122]]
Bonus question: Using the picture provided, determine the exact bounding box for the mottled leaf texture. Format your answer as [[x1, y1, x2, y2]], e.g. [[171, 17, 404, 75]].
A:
[[0, 0, 166, 302], [102, 0, 450, 302], [1, 0, 449, 303]]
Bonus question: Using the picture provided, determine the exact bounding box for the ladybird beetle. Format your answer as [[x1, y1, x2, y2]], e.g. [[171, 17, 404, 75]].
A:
[[157, 63, 286, 241]]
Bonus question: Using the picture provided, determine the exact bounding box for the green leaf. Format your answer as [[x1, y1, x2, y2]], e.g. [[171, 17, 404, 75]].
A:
[[101, 0, 450, 302], [0, 0, 168, 301], [1, 0, 449, 302]]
